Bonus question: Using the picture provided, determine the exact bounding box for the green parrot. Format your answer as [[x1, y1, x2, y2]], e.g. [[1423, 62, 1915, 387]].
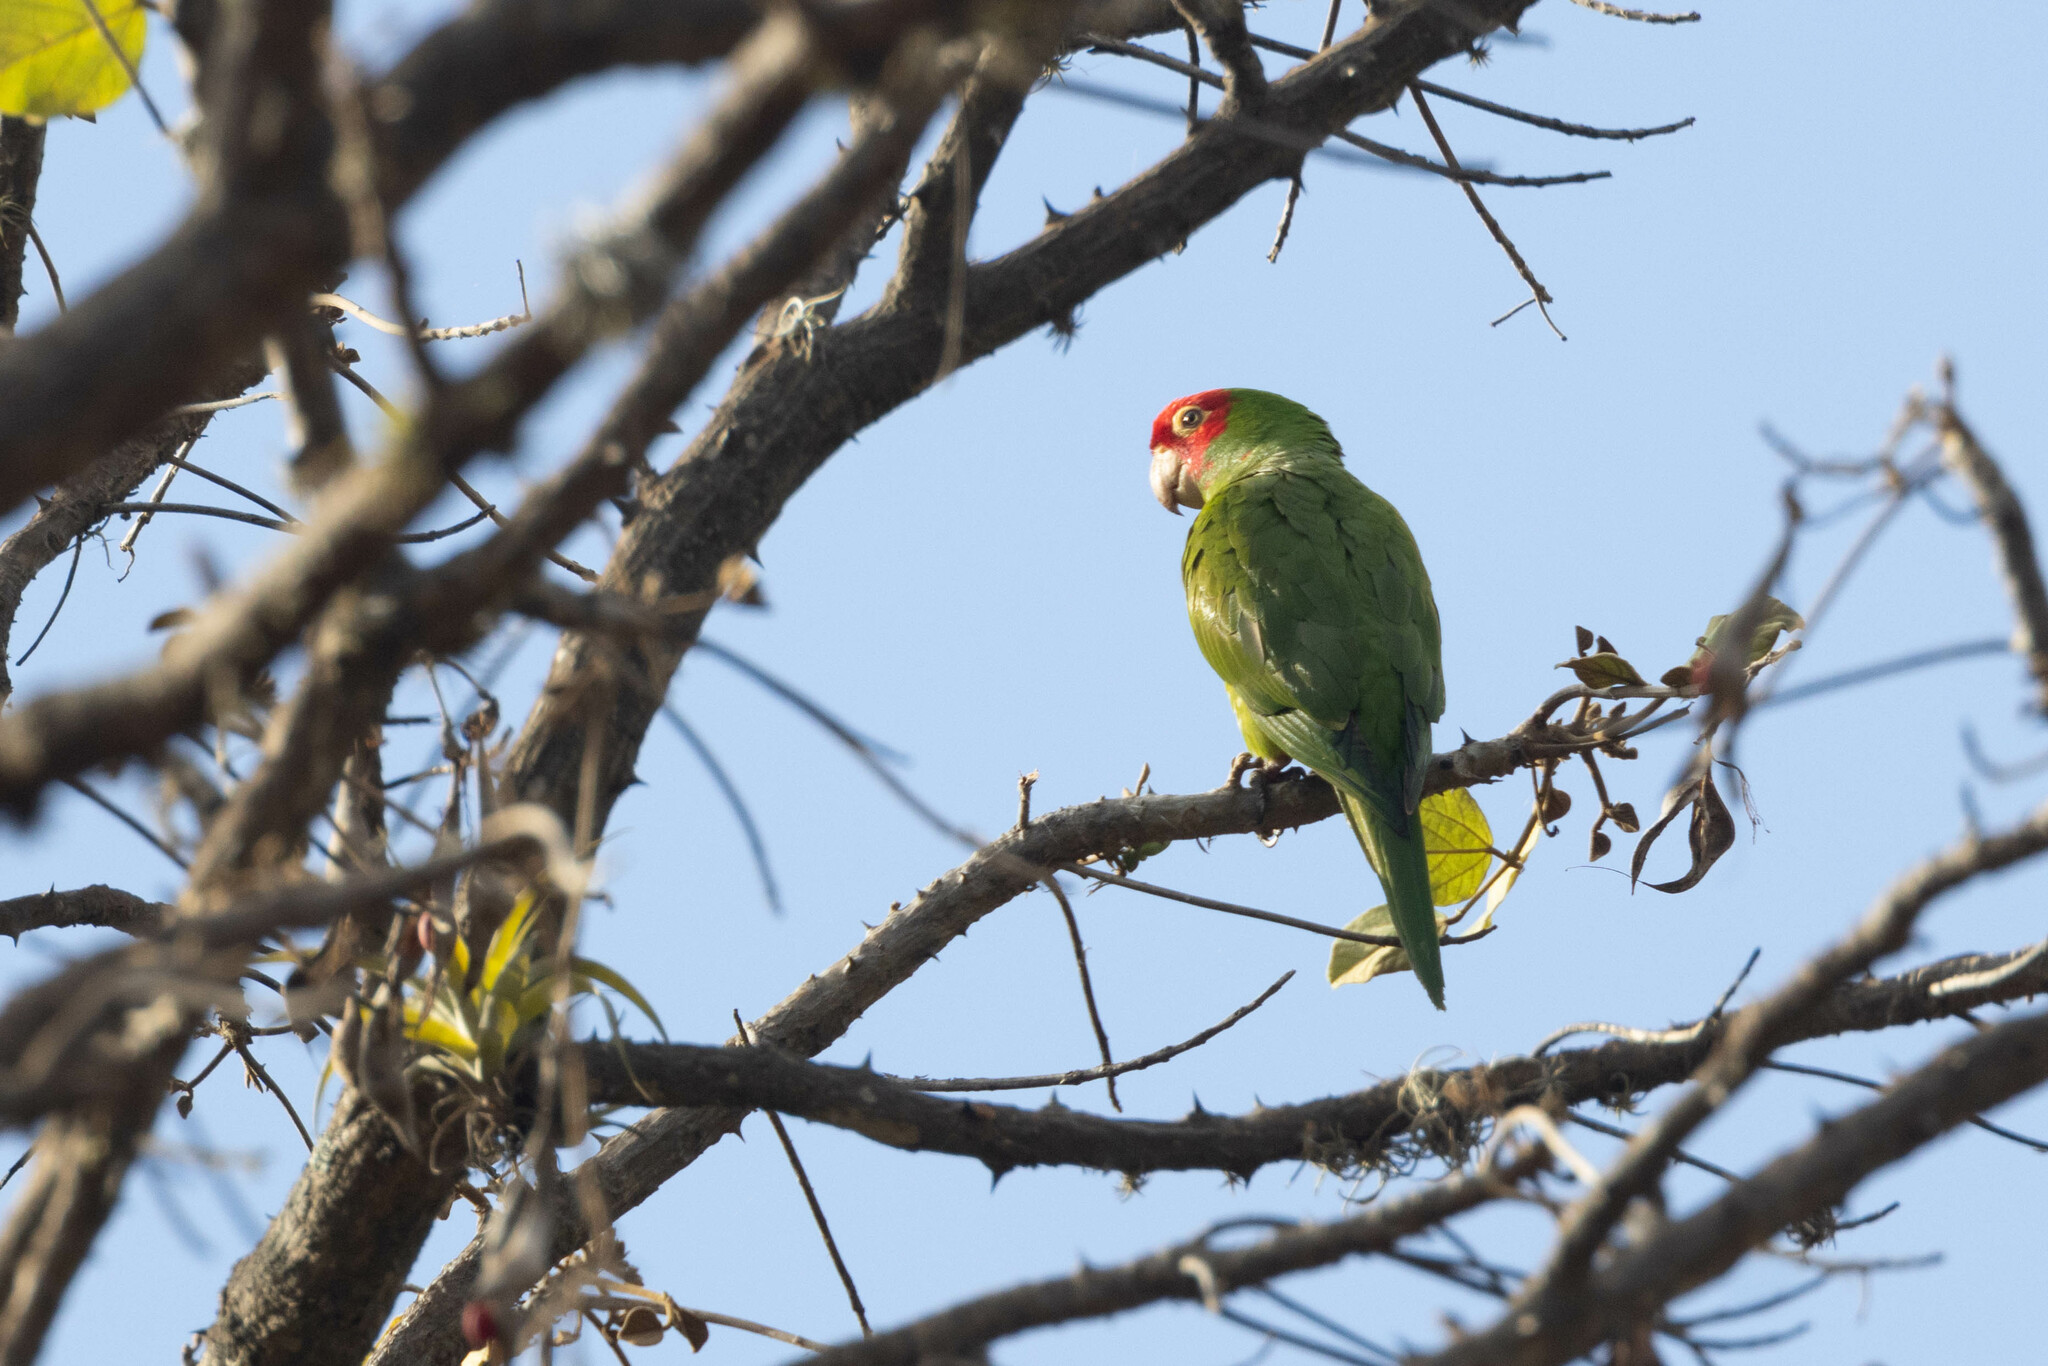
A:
[[1149, 388, 1449, 1008]]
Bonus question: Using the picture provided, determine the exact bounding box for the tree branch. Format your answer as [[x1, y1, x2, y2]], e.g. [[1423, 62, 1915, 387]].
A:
[[1418, 1003, 2048, 1366], [572, 921, 2048, 1182], [1932, 377, 2048, 712], [0, 886, 167, 940]]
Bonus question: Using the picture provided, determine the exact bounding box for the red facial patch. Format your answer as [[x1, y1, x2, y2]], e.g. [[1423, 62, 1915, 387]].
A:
[[1148, 389, 1233, 478]]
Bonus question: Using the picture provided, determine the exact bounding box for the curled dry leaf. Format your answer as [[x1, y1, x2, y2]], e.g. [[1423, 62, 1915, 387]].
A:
[[616, 1306, 665, 1348], [1629, 770, 1736, 894]]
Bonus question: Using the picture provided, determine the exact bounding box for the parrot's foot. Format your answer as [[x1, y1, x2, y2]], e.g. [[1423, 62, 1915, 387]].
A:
[[1227, 753, 1296, 789]]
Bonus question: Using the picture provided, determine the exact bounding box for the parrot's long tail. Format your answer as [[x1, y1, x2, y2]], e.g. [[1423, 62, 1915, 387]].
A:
[[1338, 790, 1445, 1010]]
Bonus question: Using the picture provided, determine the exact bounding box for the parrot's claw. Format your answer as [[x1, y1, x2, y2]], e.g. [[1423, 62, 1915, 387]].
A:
[[1227, 753, 1261, 789]]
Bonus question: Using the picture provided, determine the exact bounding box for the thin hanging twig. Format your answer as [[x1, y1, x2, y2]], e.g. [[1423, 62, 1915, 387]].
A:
[[733, 1013, 873, 1338], [1407, 83, 1566, 339], [11, 534, 84, 667], [62, 775, 189, 869], [693, 639, 977, 846], [661, 705, 782, 915], [1265, 0, 1344, 263], [79, 0, 170, 137], [901, 971, 1291, 1093], [1043, 873, 1121, 1112]]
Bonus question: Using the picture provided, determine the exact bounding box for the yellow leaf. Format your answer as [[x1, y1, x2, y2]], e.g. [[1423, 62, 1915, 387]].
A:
[[406, 1011, 477, 1060], [1326, 903, 1451, 987], [1420, 788, 1492, 906], [480, 892, 538, 995], [0, 0, 146, 119]]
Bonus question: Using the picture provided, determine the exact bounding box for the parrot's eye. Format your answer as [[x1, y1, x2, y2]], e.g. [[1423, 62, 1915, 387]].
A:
[[1176, 406, 1205, 431]]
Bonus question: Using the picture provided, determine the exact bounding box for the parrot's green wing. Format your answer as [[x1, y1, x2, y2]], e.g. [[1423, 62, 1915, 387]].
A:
[[1183, 461, 1444, 829]]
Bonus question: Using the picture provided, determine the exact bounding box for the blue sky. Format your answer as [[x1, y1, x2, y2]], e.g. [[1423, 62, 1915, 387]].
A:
[[4, 2, 2046, 1362]]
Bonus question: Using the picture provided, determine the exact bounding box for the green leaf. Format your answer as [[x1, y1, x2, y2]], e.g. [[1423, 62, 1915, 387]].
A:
[[1555, 652, 1647, 689], [1696, 596, 1805, 669], [571, 956, 667, 1040], [1327, 903, 1450, 987], [0, 0, 146, 119], [1419, 788, 1492, 906]]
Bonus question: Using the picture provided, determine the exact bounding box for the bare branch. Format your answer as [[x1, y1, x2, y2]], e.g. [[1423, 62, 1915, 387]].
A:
[[1418, 1004, 2048, 1366], [0, 885, 167, 940], [1170, 0, 1265, 108], [783, 1157, 1530, 1366], [1932, 374, 2048, 712]]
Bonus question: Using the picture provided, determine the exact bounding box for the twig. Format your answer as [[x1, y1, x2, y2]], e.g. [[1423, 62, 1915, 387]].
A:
[[1079, 43, 1610, 189], [1248, 1284, 1398, 1364], [1043, 877, 1121, 1111], [1761, 1059, 2048, 1153], [1934, 378, 2048, 712], [165, 455, 300, 526], [61, 776, 188, 869], [225, 1030, 315, 1151], [1263, 0, 1343, 264], [1565, 1111, 1739, 1182], [1760, 638, 2009, 709], [21, 214, 62, 312], [11, 533, 82, 667], [311, 289, 532, 343], [1169, 0, 1265, 108], [394, 508, 495, 544], [445, 469, 598, 583], [96, 502, 291, 532], [1407, 83, 1565, 340], [78, 0, 169, 137], [116, 431, 201, 555], [735, 1013, 871, 1338], [693, 639, 975, 845], [662, 705, 781, 915], [1410, 81, 1692, 141], [1060, 860, 1492, 950], [780, 1159, 1523, 1366], [1217, 1305, 1383, 1366], [1535, 949, 1759, 1055], [901, 971, 1291, 1093], [1568, 0, 1700, 22]]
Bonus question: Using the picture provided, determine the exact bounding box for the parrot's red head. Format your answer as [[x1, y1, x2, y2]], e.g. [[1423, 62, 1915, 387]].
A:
[[1148, 389, 1233, 514]]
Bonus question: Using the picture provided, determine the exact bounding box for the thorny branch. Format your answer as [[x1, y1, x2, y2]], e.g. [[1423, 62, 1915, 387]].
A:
[[3, 3, 2041, 1366]]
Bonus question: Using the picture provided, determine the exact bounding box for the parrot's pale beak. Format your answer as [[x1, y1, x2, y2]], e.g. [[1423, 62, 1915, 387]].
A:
[[1150, 445, 1204, 514]]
